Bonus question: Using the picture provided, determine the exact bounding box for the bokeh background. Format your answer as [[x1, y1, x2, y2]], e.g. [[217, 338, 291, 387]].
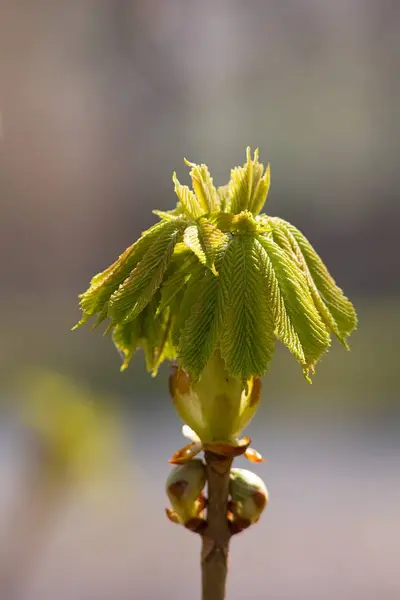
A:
[[0, 1, 399, 599]]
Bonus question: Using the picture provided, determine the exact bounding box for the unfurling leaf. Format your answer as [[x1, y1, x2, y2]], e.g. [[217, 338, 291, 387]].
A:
[[157, 265, 191, 316], [270, 218, 357, 347], [108, 217, 186, 324], [183, 218, 227, 274], [74, 224, 161, 327], [173, 173, 204, 219], [112, 317, 142, 371], [75, 147, 356, 387], [229, 147, 271, 216], [184, 225, 207, 266], [152, 207, 183, 221], [178, 270, 220, 379], [184, 159, 220, 213], [172, 262, 208, 346], [217, 184, 230, 211], [135, 301, 175, 374], [219, 235, 276, 380], [256, 234, 331, 378]]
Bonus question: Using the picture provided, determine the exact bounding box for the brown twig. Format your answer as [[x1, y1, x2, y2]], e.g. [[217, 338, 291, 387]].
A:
[[201, 452, 233, 600]]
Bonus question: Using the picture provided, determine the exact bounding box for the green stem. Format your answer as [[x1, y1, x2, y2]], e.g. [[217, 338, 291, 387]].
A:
[[201, 452, 232, 600]]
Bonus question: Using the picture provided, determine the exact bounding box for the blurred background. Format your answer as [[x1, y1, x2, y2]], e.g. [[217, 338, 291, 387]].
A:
[[0, 0, 399, 599]]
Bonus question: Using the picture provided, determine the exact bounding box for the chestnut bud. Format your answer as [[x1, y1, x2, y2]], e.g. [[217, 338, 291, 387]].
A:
[[229, 468, 268, 531], [165, 459, 206, 527]]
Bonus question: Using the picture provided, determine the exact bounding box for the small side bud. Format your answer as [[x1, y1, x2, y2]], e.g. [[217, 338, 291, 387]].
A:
[[165, 459, 206, 527], [229, 468, 268, 532]]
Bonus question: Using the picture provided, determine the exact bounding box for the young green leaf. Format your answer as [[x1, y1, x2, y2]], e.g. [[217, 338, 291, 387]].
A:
[[249, 163, 270, 216], [184, 159, 220, 213], [140, 297, 161, 373], [135, 295, 175, 375], [172, 173, 204, 219], [229, 159, 251, 215], [196, 218, 228, 274], [219, 235, 276, 380], [152, 207, 183, 221], [183, 225, 207, 266], [229, 148, 270, 216], [75, 148, 357, 383], [217, 184, 231, 212], [178, 270, 220, 380], [108, 217, 186, 324], [112, 317, 142, 371], [75, 219, 184, 327], [157, 266, 192, 316], [172, 262, 208, 346], [257, 234, 331, 378], [270, 218, 357, 346], [183, 219, 228, 274], [209, 211, 235, 233]]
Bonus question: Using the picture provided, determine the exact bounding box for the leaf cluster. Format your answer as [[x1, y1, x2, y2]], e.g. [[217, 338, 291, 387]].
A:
[[75, 148, 357, 383]]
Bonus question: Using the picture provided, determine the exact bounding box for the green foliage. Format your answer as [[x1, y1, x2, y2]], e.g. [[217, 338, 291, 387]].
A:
[[178, 269, 221, 379], [229, 148, 270, 215], [112, 318, 141, 371], [108, 217, 186, 324], [183, 218, 227, 275], [269, 217, 357, 348], [256, 235, 330, 380], [75, 148, 357, 383], [219, 236, 275, 381], [173, 173, 204, 219], [184, 159, 220, 213]]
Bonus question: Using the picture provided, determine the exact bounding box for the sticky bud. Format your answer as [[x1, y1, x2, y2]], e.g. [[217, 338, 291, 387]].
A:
[[169, 351, 262, 452], [165, 459, 206, 526], [229, 468, 268, 529]]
